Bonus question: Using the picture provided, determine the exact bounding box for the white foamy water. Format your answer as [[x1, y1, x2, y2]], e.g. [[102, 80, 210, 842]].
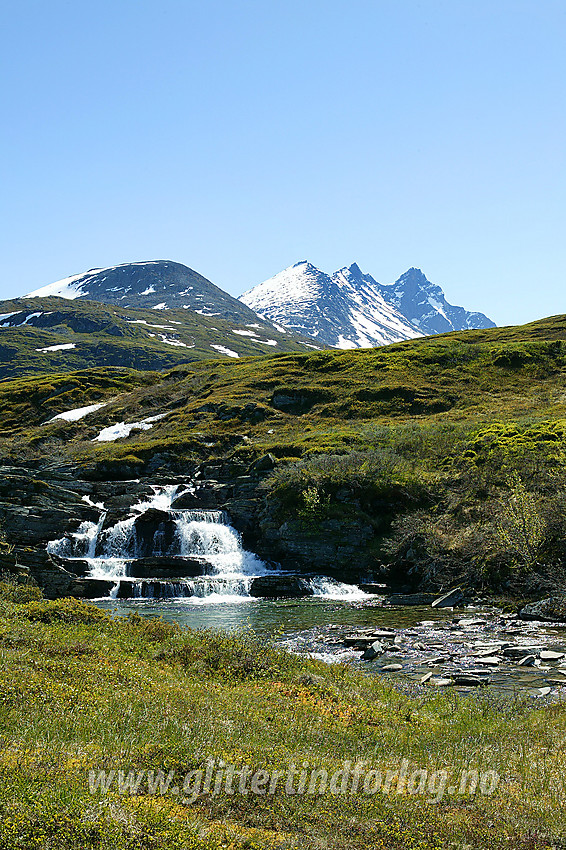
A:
[[308, 575, 370, 600], [47, 485, 267, 600]]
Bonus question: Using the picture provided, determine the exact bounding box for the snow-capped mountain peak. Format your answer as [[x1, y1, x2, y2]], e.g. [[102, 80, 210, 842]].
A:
[[26, 260, 263, 325], [240, 262, 495, 349], [241, 262, 422, 349], [383, 267, 494, 335]]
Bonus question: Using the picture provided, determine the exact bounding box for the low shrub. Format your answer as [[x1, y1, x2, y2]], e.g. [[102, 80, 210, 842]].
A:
[[0, 577, 43, 603], [155, 628, 300, 681], [22, 597, 111, 624]]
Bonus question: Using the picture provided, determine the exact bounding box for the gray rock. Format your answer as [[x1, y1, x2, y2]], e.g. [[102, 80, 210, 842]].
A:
[[453, 674, 489, 687], [431, 588, 464, 608], [170, 490, 200, 509], [382, 663, 403, 672], [69, 578, 115, 599], [517, 655, 537, 667], [362, 641, 384, 661], [540, 650, 565, 661], [519, 597, 566, 622], [358, 582, 388, 594], [248, 574, 314, 599], [127, 556, 211, 579], [386, 593, 438, 606], [343, 635, 377, 648], [502, 646, 540, 658], [249, 453, 276, 472]]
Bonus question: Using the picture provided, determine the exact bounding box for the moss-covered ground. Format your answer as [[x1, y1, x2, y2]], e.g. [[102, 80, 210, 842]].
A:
[[0, 588, 564, 849]]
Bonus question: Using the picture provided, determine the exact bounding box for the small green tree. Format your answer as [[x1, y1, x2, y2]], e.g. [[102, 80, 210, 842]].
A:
[[496, 473, 545, 569], [299, 486, 322, 518]]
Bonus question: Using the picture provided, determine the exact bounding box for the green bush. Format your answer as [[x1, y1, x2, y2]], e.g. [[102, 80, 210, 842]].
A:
[[155, 628, 300, 681], [495, 473, 545, 569], [22, 597, 111, 624], [0, 578, 43, 603]]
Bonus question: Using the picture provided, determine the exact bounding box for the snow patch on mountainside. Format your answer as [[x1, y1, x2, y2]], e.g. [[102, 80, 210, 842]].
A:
[[27, 272, 98, 300], [48, 402, 107, 423], [210, 344, 239, 358], [35, 343, 76, 353]]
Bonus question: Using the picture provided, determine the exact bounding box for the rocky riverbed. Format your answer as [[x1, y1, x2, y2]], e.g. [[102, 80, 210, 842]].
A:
[[278, 605, 566, 696]]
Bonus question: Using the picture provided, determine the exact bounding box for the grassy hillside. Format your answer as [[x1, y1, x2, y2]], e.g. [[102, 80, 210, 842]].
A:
[[3, 313, 566, 591], [0, 296, 319, 378], [0, 587, 563, 849]]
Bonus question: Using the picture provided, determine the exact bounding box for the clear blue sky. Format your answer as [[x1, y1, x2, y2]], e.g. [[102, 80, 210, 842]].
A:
[[1, 0, 564, 325]]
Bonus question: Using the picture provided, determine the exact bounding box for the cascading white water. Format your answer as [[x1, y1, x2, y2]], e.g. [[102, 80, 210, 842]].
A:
[[48, 485, 267, 601], [48, 484, 367, 602], [307, 576, 369, 600], [173, 512, 265, 577]]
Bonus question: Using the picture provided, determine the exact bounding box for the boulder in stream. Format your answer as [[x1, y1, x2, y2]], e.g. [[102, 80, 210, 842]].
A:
[[362, 641, 384, 661], [385, 593, 438, 606], [127, 556, 210, 579], [248, 575, 314, 599], [519, 597, 566, 622], [431, 588, 464, 608]]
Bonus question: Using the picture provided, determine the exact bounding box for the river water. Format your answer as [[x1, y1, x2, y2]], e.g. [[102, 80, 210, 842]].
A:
[[94, 594, 566, 697], [47, 483, 566, 697]]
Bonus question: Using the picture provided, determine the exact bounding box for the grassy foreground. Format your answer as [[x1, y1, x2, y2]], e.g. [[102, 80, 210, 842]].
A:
[[0, 589, 564, 849]]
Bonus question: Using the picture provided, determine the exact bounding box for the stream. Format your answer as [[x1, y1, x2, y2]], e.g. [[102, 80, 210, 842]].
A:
[[48, 484, 566, 697]]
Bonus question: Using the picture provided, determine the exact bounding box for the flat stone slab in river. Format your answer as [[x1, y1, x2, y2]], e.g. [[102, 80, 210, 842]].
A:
[[386, 593, 438, 606], [453, 674, 489, 687], [517, 655, 537, 667], [502, 646, 541, 658]]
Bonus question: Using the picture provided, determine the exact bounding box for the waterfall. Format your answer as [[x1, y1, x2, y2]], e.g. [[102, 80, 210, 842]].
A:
[[48, 484, 367, 602], [47, 484, 267, 601]]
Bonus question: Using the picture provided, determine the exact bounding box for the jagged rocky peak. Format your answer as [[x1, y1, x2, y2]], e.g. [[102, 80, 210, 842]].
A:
[[240, 261, 495, 348], [384, 267, 495, 336], [26, 259, 262, 325]]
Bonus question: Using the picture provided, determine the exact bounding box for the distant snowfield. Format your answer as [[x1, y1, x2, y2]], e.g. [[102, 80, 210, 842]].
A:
[[159, 335, 187, 347], [35, 343, 76, 353], [26, 273, 93, 300], [210, 344, 239, 358], [93, 413, 168, 442], [48, 402, 107, 423]]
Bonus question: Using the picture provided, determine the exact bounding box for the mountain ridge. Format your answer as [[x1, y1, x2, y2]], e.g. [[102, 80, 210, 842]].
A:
[[0, 295, 320, 379], [240, 261, 495, 348]]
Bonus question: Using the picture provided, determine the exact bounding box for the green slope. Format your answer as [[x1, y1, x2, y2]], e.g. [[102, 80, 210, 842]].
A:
[[3, 313, 566, 593], [3, 312, 566, 449], [0, 296, 320, 379]]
